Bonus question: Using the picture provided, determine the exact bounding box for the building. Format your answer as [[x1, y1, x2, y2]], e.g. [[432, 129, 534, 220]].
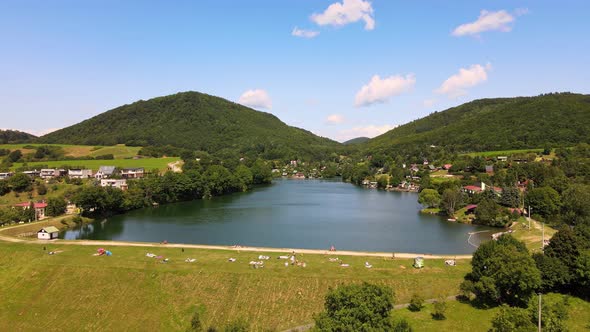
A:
[[497, 156, 508, 162], [463, 182, 503, 195], [0, 172, 13, 180], [68, 169, 93, 179], [40, 169, 66, 179], [485, 165, 494, 174], [121, 167, 144, 179], [37, 226, 59, 240], [95, 166, 117, 179], [14, 201, 48, 220], [100, 179, 128, 190], [23, 170, 41, 178], [443, 164, 453, 170]]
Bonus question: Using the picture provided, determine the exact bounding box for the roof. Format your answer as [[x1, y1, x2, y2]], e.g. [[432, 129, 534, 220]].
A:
[[466, 204, 478, 210], [463, 185, 482, 192], [40, 226, 59, 233], [98, 166, 116, 174], [15, 202, 48, 208], [122, 167, 144, 171]]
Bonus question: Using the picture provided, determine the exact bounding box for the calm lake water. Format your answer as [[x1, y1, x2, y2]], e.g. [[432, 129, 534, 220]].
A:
[[62, 179, 494, 254]]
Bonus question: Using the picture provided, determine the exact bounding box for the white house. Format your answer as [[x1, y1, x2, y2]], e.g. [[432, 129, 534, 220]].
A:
[[0, 172, 13, 180], [68, 169, 93, 179], [95, 166, 116, 179], [100, 179, 128, 190], [37, 226, 59, 240], [121, 167, 144, 179]]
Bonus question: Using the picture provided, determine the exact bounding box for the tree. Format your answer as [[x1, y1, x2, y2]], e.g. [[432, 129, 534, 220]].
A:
[[525, 186, 561, 218], [234, 164, 253, 192], [393, 318, 413, 332], [6, 149, 22, 163], [561, 184, 590, 225], [418, 189, 440, 208], [8, 173, 31, 192], [475, 198, 509, 227], [46, 197, 67, 217], [500, 186, 521, 208], [0, 180, 9, 196], [440, 189, 463, 216], [533, 253, 572, 293], [490, 305, 536, 332], [250, 159, 272, 184], [408, 294, 424, 312], [463, 235, 541, 307], [314, 283, 394, 331], [431, 298, 447, 320], [36, 182, 47, 195]]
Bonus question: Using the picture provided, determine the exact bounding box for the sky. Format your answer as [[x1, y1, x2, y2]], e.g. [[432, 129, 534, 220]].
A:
[[1, 0, 589, 142]]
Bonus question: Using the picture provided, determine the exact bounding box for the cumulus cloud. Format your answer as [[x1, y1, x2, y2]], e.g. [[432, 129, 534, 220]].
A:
[[452, 9, 527, 36], [292, 27, 320, 38], [311, 0, 375, 30], [238, 89, 272, 109], [354, 74, 415, 107], [326, 114, 345, 124], [436, 63, 492, 98], [338, 124, 396, 141]]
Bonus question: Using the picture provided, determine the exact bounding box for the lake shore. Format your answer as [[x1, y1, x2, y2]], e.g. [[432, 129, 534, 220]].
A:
[[0, 220, 472, 259]]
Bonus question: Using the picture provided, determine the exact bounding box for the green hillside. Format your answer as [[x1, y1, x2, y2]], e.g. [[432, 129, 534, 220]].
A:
[[38, 91, 341, 160], [343, 137, 370, 145], [365, 93, 590, 153], [0, 130, 35, 144]]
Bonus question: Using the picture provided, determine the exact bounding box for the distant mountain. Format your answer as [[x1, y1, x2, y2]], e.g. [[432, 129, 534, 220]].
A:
[[365, 93, 590, 153], [38, 91, 341, 159], [0, 129, 36, 144], [343, 137, 370, 145]]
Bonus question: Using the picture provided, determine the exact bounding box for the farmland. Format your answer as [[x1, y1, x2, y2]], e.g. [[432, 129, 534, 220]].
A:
[[11, 157, 179, 172], [462, 148, 544, 158], [0, 143, 141, 159]]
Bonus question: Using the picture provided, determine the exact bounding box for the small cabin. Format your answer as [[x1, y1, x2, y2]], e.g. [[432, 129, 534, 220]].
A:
[[38, 226, 59, 240]]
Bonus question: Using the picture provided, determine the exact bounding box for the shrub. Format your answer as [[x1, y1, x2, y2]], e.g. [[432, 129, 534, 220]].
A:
[[408, 294, 424, 312], [432, 298, 447, 320]]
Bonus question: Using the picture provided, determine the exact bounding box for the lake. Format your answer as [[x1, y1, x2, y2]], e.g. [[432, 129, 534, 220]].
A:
[[62, 179, 494, 254]]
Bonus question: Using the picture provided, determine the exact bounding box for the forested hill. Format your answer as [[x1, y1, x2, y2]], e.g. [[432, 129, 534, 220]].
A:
[[0, 130, 36, 144], [38, 91, 341, 159], [343, 137, 370, 145], [365, 93, 590, 153]]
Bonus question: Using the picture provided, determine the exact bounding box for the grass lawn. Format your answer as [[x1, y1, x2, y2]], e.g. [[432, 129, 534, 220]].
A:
[[462, 148, 543, 158], [0, 241, 471, 331], [394, 293, 590, 331], [0, 144, 141, 159], [11, 157, 179, 172], [511, 218, 558, 253], [0, 181, 74, 207]]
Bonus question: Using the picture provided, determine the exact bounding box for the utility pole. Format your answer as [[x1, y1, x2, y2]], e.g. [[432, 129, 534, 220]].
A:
[[538, 293, 542, 331]]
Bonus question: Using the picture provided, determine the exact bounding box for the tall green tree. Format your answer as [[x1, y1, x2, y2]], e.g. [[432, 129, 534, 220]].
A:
[[418, 189, 441, 208], [525, 186, 561, 218], [46, 197, 67, 217], [8, 173, 31, 192], [314, 283, 394, 331], [440, 189, 463, 216]]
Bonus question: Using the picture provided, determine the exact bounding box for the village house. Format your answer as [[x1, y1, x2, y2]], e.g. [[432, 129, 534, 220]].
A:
[[23, 170, 41, 178], [40, 169, 66, 179], [95, 166, 117, 179], [293, 172, 305, 179], [462, 182, 503, 195], [100, 179, 128, 190], [121, 167, 144, 179], [68, 169, 93, 179], [14, 201, 47, 220], [497, 156, 508, 162], [485, 165, 494, 175], [443, 164, 453, 170], [0, 172, 13, 180], [37, 226, 59, 240]]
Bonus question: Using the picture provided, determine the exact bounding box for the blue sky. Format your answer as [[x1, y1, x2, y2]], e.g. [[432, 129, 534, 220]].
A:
[[1, 0, 589, 142]]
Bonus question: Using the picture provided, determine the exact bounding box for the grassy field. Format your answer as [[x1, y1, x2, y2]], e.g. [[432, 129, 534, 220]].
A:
[[462, 148, 544, 158], [0, 143, 141, 159], [11, 157, 179, 171], [0, 181, 73, 207], [0, 241, 471, 331], [511, 218, 558, 253], [395, 293, 590, 331]]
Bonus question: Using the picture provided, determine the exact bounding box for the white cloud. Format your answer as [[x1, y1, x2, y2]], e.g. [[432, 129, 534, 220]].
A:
[[311, 0, 375, 31], [423, 99, 437, 108], [452, 9, 526, 37], [436, 63, 492, 98], [338, 124, 396, 141], [354, 74, 415, 107], [326, 114, 345, 124], [238, 89, 272, 109], [292, 27, 320, 38]]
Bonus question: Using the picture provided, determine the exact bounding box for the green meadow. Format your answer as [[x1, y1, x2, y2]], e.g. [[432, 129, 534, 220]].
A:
[[11, 157, 179, 172]]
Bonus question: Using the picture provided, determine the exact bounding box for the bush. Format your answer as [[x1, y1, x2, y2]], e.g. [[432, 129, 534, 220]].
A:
[[393, 318, 413, 331], [432, 298, 447, 320], [408, 294, 424, 312], [71, 215, 83, 224]]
